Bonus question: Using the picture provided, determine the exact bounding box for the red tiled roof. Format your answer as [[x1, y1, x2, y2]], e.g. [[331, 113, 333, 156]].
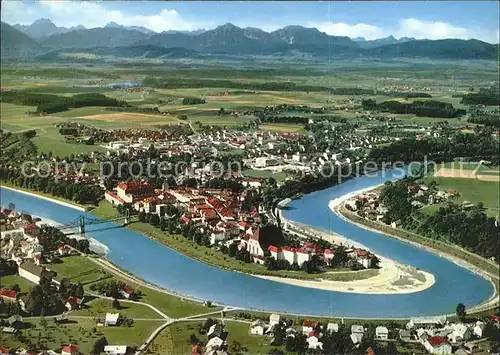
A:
[[282, 246, 295, 252], [106, 191, 126, 204], [181, 216, 191, 224], [67, 296, 82, 305], [324, 249, 335, 255], [304, 242, 321, 251], [0, 288, 18, 299], [355, 249, 368, 257], [488, 313, 500, 321], [308, 331, 318, 338], [23, 223, 39, 231], [268, 245, 282, 253], [62, 344, 79, 352], [427, 336, 448, 347], [118, 181, 154, 192], [0, 348, 10, 355], [295, 248, 309, 255], [303, 320, 314, 327], [123, 286, 135, 294]]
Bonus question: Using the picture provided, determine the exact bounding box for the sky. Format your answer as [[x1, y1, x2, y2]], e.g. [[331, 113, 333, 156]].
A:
[[2, 1, 499, 43]]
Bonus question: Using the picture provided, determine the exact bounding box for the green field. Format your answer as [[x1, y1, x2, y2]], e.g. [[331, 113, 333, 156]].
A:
[[72, 299, 161, 320], [47, 255, 111, 285], [422, 176, 500, 216], [0, 274, 36, 293], [0, 317, 161, 354], [242, 168, 289, 183]]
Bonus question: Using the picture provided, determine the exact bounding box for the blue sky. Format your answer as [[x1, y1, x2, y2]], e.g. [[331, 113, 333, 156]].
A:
[[2, 1, 499, 42]]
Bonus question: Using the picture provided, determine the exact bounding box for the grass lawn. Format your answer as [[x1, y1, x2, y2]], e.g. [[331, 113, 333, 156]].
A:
[[91, 200, 120, 220], [260, 123, 307, 133], [72, 299, 161, 319], [47, 255, 112, 285], [0, 317, 162, 354], [422, 176, 500, 217], [242, 168, 288, 183], [224, 321, 286, 354], [0, 274, 36, 293]]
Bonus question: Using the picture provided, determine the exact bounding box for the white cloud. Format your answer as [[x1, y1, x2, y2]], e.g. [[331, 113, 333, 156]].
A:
[[2, 1, 212, 32], [312, 22, 386, 40], [395, 18, 469, 39]]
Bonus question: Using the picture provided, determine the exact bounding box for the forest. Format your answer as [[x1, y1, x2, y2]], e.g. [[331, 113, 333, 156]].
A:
[[362, 99, 466, 118], [0, 91, 128, 114], [379, 179, 499, 261], [461, 85, 500, 106]]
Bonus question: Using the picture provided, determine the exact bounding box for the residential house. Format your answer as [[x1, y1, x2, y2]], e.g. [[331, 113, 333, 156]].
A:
[[295, 248, 311, 265], [208, 323, 224, 339], [447, 323, 472, 343], [399, 329, 412, 342], [18, 261, 54, 285], [324, 249, 335, 262], [0, 288, 19, 302], [306, 332, 323, 350], [351, 325, 364, 345], [65, 296, 83, 311], [473, 321, 486, 338], [375, 326, 389, 340], [302, 321, 316, 335], [205, 337, 224, 352], [282, 246, 297, 264], [327, 323, 339, 333], [250, 320, 267, 336], [61, 344, 80, 355], [103, 345, 130, 355], [424, 336, 452, 354], [105, 313, 120, 326], [116, 181, 155, 204], [119, 286, 135, 299], [0, 348, 10, 355], [246, 225, 285, 258], [269, 313, 281, 326], [268, 245, 283, 261]]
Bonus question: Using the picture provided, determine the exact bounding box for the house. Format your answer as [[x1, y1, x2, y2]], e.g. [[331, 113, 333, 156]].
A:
[[448, 323, 472, 343], [324, 249, 335, 261], [306, 332, 323, 350], [23, 223, 40, 237], [282, 246, 297, 264], [302, 320, 316, 334], [0, 288, 19, 302], [0, 348, 10, 355], [424, 336, 452, 354], [269, 313, 281, 326], [65, 296, 83, 311], [18, 261, 54, 285], [327, 323, 339, 333], [103, 345, 130, 355], [268, 245, 283, 260], [375, 326, 389, 340], [116, 181, 155, 204], [295, 248, 311, 265], [61, 344, 79, 355], [473, 321, 486, 337], [208, 323, 224, 339], [8, 315, 23, 326], [351, 325, 364, 344], [250, 320, 267, 336], [206, 336, 224, 351], [399, 329, 412, 342], [247, 225, 285, 258], [119, 286, 135, 299], [105, 313, 120, 326]]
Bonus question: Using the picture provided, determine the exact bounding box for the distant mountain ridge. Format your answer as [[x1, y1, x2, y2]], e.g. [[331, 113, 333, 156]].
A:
[[2, 20, 498, 60]]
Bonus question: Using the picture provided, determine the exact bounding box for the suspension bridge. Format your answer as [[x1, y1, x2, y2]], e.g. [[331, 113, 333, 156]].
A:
[[58, 211, 131, 235]]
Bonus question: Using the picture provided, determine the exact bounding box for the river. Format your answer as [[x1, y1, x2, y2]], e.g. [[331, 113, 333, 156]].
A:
[[0, 171, 494, 318]]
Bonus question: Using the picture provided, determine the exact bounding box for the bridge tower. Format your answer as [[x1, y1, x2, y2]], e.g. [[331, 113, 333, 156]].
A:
[[79, 216, 85, 234]]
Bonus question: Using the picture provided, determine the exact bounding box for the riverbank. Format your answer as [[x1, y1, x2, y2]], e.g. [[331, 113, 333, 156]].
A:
[[1, 184, 87, 212], [333, 188, 499, 313]]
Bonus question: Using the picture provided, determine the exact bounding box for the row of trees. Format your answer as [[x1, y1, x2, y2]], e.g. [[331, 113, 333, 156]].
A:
[[362, 99, 466, 118], [368, 129, 500, 166], [461, 86, 500, 106], [1, 91, 128, 114], [182, 97, 206, 105]]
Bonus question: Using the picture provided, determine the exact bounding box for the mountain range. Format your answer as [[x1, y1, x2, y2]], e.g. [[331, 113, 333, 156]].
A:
[[2, 19, 498, 60]]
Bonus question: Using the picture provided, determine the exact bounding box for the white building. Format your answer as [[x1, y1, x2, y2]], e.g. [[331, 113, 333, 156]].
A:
[[269, 314, 281, 326], [306, 335, 323, 350], [424, 336, 452, 354], [295, 249, 311, 265], [375, 326, 389, 340], [250, 320, 267, 336], [282, 247, 297, 264], [473, 321, 486, 338], [105, 313, 120, 326], [104, 345, 129, 355]]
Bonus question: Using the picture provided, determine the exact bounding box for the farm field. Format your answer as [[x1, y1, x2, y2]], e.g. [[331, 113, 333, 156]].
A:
[[72, 299, 161, 320], [0, 274, 36, 293], [422, 176, 499, 217]]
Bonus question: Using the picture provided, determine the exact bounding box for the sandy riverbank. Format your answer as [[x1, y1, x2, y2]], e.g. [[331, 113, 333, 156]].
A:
[[1, 185, 86, 212], [331, 186, 499, 313]]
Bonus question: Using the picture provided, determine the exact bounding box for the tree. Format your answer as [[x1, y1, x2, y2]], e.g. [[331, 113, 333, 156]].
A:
[[91, 336, 108, 355], [189, 333, 199, 345], [149, 214, 160, 226], [456, 303, 467, 321], [112, 299, 121, 310], [138, 211, 146, 223], [7, 202, 15, 210]]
